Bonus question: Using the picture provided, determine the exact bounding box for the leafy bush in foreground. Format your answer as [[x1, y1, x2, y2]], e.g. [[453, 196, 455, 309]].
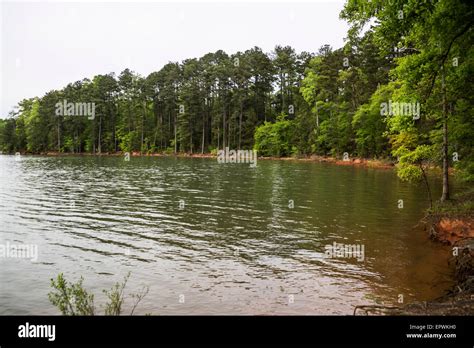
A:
[[48, 272, 149, 315]]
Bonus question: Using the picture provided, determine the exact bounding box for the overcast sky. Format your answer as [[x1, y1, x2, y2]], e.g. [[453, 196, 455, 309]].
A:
[[1, 0, 348, 118]]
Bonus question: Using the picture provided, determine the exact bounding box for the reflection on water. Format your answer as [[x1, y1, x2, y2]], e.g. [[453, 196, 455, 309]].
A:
[[0, 155, 452, 314]]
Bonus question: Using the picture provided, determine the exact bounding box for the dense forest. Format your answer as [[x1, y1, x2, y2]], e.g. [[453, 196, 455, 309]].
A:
[[1, 0, 473, 188]]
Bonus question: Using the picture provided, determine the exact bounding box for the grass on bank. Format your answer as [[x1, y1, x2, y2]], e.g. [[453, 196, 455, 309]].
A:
[[428, 187, 474, 217]]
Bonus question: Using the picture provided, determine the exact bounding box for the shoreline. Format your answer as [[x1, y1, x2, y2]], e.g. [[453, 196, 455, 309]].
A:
[[5, 151, 396, 169], [5, 150, 458, 173], [355, 189, 474, 315]]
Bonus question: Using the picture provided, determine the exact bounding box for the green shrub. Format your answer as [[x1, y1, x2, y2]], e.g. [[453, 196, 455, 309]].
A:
[[254, 113, 294, 157], [48, 272, 149, 315]]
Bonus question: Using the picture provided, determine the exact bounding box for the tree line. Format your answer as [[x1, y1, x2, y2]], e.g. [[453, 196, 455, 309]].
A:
[[1, 46, 312, 155], [1, 0, 473, 193]]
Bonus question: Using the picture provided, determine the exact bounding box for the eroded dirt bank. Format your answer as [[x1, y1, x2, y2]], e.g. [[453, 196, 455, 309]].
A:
[[355, 190, 474, 315]]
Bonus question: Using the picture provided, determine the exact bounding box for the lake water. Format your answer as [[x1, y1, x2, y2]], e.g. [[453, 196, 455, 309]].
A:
[[0, 155, 452, 315]]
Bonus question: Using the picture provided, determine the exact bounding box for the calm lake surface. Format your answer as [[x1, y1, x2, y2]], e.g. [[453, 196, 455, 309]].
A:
[[0, 155, 452, 315]]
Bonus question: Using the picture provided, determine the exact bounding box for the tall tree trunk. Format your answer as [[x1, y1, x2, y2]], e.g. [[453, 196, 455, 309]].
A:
[[190, 120, 193, 154], [420, 165, 433, 209], [75, 129, 78, 153], [228, 105, 232, 148], [153, 107, 158, 150], [141, 100, 146, 154], [238, 99, 243, 150], [280, 72, 284, 113], [113, 106, 117, 153], [127, 103, 131, 133], [316, 103, 319, 128], [222, 108, 226, 150], [160, 111, 163, 149], [98, 115, 102, 154], [174, 114, 177, 154], [167, 110, 171, 149], [57, 117, 61, 152], [440, 66, 450, 202], [92, 120, 96, 154], [201, 114, 205, 154]]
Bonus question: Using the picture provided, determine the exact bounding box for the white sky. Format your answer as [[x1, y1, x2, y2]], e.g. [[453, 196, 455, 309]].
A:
[[1, 0, 348, 118]]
